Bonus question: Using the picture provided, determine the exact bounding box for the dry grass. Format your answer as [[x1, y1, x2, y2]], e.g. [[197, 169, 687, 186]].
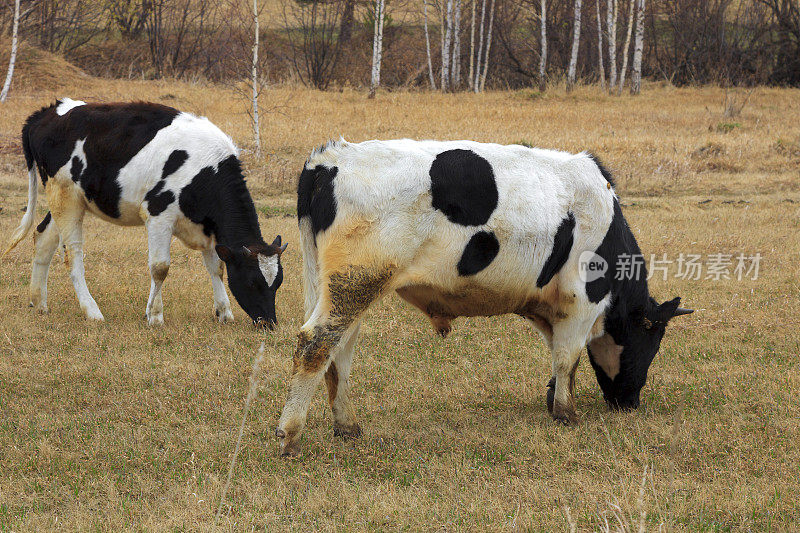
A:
[[0, 77, 799, 531]]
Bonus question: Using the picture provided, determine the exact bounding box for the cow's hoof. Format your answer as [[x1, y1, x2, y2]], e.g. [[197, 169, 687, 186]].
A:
[[215, 307, 234, 324], [546, 377, 556, 414], [276, 428, 302, 458], [147, 314, 164, 326], [85, 309, 105, 322], [552, 401, 579, 426], [30, 302, 49, 314], [333, 422, 362, 439]]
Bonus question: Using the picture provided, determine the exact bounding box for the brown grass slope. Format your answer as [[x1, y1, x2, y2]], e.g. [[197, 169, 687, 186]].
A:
[[0, 58, 798, 530]]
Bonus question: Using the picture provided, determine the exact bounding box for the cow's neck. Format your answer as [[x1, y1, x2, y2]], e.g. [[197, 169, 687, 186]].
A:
[[205, 158, 263, 247], [597, 200, 652, 333]]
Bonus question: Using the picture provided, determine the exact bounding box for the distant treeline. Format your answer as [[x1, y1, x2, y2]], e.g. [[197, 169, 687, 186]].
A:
[[1, 0, 798, 88]]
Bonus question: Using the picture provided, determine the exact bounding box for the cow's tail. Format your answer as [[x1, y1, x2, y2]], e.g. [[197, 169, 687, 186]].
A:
[[298, 216, 320, 322], [2, 134, 39, 258], [297, 164, 322, 322]]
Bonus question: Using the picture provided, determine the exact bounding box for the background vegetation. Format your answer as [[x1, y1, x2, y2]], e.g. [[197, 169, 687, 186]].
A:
[[1, 0, 799, 89]]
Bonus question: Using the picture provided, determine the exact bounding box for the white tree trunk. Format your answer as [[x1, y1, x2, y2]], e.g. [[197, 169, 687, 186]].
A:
[[539, 0, 547, 92], [607, 0, 617, 89], [630, 0, 645, 95], [474, 0, 486, 92], [424, 0, 436, 89], [468, 0, 476, 90], [566, 0, 583, 92], [442, 0, 453, 91], [596, 0, 605, 90], [369, 0, 385, 97], [0, 0, 21, 102], [451, 0, 462, 88], [617, 0, 634, 95], [479, 0, 495, 92], [251, 0, 260, 157]]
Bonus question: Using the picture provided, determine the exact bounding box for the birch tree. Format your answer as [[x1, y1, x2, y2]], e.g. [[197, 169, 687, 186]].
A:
[[468, 0, 476, 90], [630, 0, 645, 95], [473, 0, 486, 91], [451, 0, 462, 88], [1, 0, 21, 102], [595, 0, 605, 90], [424, 0, 436, 89], [616, 0, 634, 95], [369, 0, 385, 98], [441, 0, 453, 91], [539, 0, 547, 92], [251, 0, 260, 156], [607, 0, 617, 89], [478, 0, 495, 92], [566, 0, 583, 92]]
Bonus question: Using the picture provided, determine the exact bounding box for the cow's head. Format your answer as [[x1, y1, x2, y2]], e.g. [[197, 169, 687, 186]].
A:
[[216, 236, 287, 329], [588, 296, 693, 410]]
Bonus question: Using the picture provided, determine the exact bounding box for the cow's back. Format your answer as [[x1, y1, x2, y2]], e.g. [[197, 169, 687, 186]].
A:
[[303, 139, 615, 304]]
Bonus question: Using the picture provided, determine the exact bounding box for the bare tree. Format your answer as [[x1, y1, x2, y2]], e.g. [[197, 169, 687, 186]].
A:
[[630, 0, 645, 94], [616, 0, 634, 94], [442, 0, 453, 91], [468, 0, 476, 90], [596, 0, 606, 90], [479, 0, 495, 91], [0, 0, 20, 102], [107, 0, 148, 39], [539, 0, 547, 92], [566, 0, 583, 92], [369, 0, 385, 98], [424, 0, 436, 89], [451, 0, 462, 87], [607, 0, 617, 89], [473, 0, 486, 91], [283, 0, 345, 90], [251, 0, 260, 156]]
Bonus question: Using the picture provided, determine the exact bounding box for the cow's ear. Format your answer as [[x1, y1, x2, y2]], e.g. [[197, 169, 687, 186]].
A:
[[654, 297, 693, 323], [270, 235, 288, 256], [216, 245, 234, 262]]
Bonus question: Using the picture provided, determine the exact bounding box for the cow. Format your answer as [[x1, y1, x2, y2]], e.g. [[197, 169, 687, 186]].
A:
[[2, 98, 287, 327], [275, 139, 693, 456]]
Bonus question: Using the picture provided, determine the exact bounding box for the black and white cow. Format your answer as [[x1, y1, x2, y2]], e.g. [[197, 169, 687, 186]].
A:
[[3, 98, 286, 327], [275, 139, 693, 456]]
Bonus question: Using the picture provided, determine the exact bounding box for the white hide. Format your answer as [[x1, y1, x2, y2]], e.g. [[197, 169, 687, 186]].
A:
[[306, 139, 616, 313], [257, 253, 279, 286], [55, 98, 86, 115]]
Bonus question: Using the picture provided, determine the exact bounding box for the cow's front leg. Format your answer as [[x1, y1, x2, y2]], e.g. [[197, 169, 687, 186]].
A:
[[549, 317, 595, 424], [145, 221, 172, 326], [202, 248, 234, 323], [324, 321, 362, 438]]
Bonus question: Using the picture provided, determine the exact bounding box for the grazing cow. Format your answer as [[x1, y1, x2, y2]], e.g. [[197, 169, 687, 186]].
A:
[[275, 139, 693, 456], [3, 99, 287, 327]]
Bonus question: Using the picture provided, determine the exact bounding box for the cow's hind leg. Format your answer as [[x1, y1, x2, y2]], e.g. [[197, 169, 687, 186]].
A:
[[46, 182, 103, 321], [145, 220, 173, 326], [202, 248, 234, 323], [29, 213, 60, 313], [277, 268, 393, 456], [324, 321, 362, 438]]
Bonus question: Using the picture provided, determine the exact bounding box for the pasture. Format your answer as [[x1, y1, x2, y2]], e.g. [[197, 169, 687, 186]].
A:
[[1, 80, 799, 531]]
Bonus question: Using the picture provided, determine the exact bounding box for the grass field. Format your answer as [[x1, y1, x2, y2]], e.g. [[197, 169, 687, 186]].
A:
[[1, 79, 799, 531]]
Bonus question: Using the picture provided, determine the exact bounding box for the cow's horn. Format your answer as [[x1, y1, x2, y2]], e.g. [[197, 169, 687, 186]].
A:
[[673, 307, 694, 316]]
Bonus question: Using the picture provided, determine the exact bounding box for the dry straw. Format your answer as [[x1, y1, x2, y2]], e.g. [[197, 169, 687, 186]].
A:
[[215, 342, 267, 527]]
